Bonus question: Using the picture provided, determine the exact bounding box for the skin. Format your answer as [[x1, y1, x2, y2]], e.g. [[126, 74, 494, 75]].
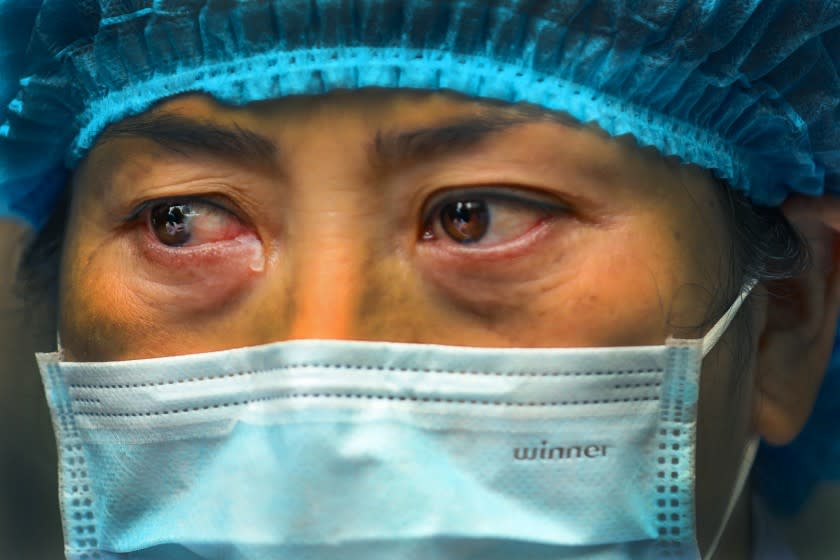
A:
[[59, 90, 840, 558]]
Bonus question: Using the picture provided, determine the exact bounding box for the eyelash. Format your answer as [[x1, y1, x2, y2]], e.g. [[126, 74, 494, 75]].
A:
[[123, 196, 238, 224], [421, 187, 568, 224]]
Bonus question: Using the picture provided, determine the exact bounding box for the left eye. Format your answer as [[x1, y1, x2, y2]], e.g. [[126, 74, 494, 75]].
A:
[[147, 201, 245, 247], [421, 190, 563, 247]]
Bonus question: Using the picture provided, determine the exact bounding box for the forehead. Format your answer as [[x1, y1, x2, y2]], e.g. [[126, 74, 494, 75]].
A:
[[95, 89, 583, 158], [86, 89, 682, 186]]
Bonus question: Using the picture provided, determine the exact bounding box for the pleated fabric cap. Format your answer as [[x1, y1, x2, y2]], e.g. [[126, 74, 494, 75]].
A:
[[1, 0, 839, 226], [2, 0, 840, 514]]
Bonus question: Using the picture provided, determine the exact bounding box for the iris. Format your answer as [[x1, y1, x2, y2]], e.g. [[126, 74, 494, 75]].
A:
[[439, 200, 490, 243], [150, 203, 195, 246]]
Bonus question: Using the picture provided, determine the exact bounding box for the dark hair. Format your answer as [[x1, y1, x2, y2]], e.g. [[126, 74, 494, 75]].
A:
[[721, 183, 810, 295], [17, 186, 69, 312], [711, 181, 811, 377]]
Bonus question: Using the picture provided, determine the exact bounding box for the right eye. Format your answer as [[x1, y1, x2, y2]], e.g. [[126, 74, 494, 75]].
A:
[[146, 200, 247, 247]]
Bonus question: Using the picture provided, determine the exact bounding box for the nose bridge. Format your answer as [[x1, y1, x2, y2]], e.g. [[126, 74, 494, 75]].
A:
[[281, 113, 382, 341], [287, 235, 365, 340], [283, 172, 372, 341]]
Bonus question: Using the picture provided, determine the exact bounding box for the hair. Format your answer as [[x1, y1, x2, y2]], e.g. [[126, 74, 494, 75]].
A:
[[17, 185, 69, 313], [711, 179, 812, 415], [721, 183, 811, 294], [711, 179, 811, 347]]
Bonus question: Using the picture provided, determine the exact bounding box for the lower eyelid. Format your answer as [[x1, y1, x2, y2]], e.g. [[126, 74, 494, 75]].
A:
[[128, 236, 264, 313], [139, 229, 265, 271], [425, 218, 557, 261]]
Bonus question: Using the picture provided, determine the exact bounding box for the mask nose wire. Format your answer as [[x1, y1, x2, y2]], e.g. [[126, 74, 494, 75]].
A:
[[701, 278, 758, 358], [697, 277, 760, 560]]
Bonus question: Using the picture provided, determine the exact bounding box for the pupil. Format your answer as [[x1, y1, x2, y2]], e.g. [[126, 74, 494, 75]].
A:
[[150, 204, 193, 246], [441, 200, 490, 243]]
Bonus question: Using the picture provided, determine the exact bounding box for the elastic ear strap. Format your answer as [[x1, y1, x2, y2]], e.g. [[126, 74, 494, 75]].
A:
[[702, 437, 760, 560], [701, 279, 758, 358]]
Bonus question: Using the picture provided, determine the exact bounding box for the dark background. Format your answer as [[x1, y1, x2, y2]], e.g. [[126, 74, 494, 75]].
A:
[[1, 220, 63, 559]]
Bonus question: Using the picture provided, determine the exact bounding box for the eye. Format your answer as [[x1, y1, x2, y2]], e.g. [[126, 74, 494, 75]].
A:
[[421, 189, 565, 247], [145, 200, 247, 247], [436, 200, 491, 243]]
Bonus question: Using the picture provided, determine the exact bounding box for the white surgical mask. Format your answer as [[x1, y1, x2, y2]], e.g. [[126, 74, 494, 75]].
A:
[[38, 281, 757, 560]]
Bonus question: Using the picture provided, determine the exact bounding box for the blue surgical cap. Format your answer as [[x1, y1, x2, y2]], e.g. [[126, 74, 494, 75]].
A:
[[1, 0, 840, 513], [1, 0, 840, 226]]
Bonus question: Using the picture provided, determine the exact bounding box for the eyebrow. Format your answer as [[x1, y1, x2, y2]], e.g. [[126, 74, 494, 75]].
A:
[[370, 110, 572, 168], [371, 116, 517, 167], [99, 113, 278, 166]]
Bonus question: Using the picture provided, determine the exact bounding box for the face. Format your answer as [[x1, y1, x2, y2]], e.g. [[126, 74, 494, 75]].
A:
[[62, 91, 735, 357], [60, 90, 754, 554]]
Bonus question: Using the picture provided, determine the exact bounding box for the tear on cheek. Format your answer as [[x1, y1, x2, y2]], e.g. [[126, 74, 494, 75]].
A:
[[234, 234, 265, 272], [137, 232, 266, 310]]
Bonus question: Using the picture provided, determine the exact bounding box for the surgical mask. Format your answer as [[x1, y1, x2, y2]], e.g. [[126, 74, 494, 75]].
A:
[[38, 281, 757, 560]]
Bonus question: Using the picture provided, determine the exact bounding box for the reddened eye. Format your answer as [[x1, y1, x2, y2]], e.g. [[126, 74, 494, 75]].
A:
[[146, 200, 248, 247]]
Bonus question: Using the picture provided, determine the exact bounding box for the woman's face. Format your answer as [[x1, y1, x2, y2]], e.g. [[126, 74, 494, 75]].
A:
[[62, 91, 735, 357], [60, 90, 753, 555]]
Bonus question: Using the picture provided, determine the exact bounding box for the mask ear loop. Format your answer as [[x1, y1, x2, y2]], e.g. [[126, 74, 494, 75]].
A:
[[701, 278, 758, 358], [699, 278, 760, 560], [702, 438, 759, 560]]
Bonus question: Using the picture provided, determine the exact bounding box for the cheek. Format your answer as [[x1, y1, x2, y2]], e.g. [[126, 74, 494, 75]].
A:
[[133, 232, 265, 308], [410, 248, 671, 349], [59, 234, 265, 361]]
